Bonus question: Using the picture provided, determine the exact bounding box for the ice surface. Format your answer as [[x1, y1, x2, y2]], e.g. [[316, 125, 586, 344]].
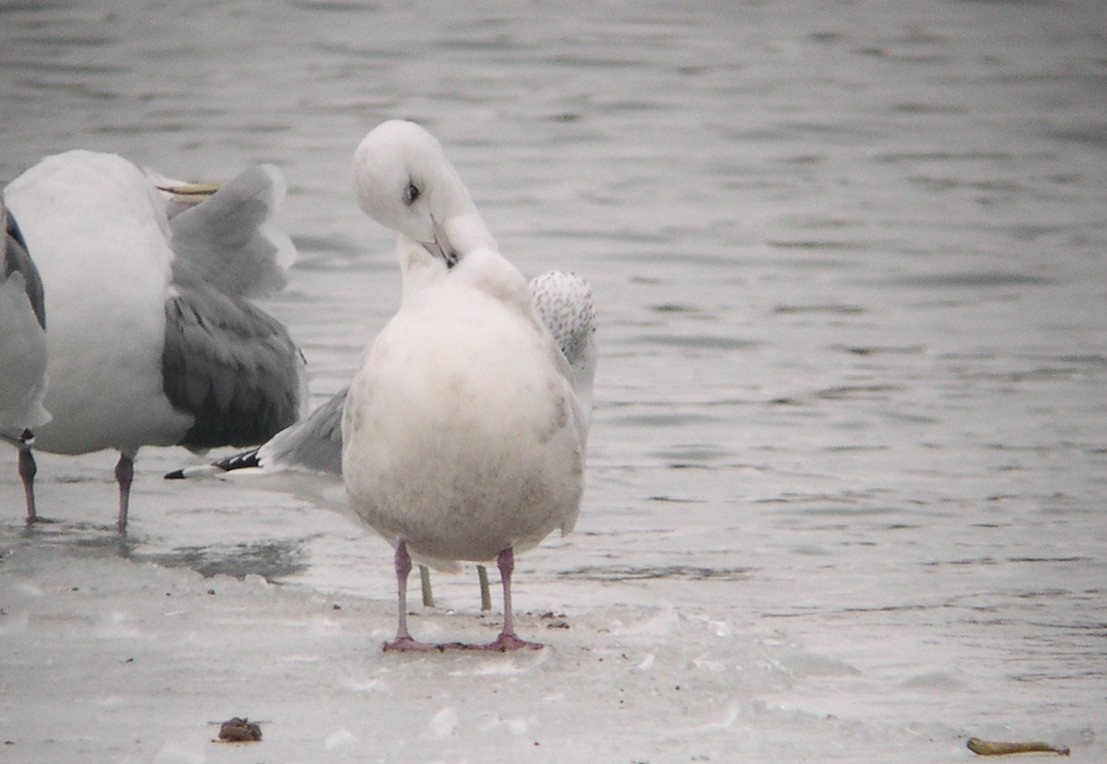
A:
[[0, 534, 978, 763], [2, 0, 1105, 761]]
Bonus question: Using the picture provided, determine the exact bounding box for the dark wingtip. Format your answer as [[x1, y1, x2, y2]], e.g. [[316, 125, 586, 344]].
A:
[[214, 449, 262, 472], [164, 448, 260, 481]]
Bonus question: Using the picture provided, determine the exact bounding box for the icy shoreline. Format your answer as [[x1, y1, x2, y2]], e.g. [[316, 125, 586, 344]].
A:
[[2, 523, 1090, 764]]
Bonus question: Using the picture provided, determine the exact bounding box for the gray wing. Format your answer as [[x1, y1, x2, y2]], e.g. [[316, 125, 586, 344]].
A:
[[255, 386, 346, 474], [165, 386, 344, 479], [161, 164, 304, 452], [163, 286, 304, 452], [168, 165, 294, 299]]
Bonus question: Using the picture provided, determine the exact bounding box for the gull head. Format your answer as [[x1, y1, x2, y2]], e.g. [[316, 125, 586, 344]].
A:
[[352, 120, 494, 270]]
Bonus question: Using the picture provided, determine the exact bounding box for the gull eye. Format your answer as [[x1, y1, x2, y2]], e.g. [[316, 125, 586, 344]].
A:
[[403, 183, 420, 206]]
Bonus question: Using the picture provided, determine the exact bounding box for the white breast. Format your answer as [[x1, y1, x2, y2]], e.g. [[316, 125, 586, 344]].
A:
[[342, 275, 585, 567]]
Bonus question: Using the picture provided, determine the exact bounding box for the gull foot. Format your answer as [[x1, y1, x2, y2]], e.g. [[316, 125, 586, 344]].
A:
[[464, 633, 545, 652]]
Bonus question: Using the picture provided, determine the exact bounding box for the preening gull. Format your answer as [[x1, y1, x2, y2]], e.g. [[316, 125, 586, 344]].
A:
[[345, 120, 590, 651], [165, 269, 597, 612], [0, 197, 50, 518], [3, 150, 305, 531]]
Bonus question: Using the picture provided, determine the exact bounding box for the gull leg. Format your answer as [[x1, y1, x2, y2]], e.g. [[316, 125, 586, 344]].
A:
[[383, 542, 455, 652], [467, 547, 543, 651], [18, 441, 37, 524], [477, 564, 492, 612], [394, 542, 413, 640], [419, 564, 434, 608], [114, 451, 134, 534]]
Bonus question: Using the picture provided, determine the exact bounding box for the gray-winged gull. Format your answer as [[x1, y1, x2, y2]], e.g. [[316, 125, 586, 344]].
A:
[[3, 150, 305, 532], [343, 120, 590, 651], [0, 197, 50, 518]]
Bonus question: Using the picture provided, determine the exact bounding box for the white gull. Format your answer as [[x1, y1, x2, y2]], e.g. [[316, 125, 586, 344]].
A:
[[165, 269, 597, 612], [0, 197, 51, 518], [3, 150, 305, 532], [344, 120, 590, 651]]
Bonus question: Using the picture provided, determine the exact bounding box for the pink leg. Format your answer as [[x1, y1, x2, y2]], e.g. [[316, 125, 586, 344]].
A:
[[380, 545, 543, 653], [466, 547, 543, 652], [392, 542, 414, 642], [382, 542, 461, 652], [18, 443, 37, 524], [115, 452, 134, 534]]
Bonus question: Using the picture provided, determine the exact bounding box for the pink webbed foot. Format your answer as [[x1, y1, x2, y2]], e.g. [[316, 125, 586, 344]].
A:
[[465, 632, 545, 652], [382, 632, 543, 653]]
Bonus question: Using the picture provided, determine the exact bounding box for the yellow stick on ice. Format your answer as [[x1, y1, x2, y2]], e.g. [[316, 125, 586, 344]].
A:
[[967, 737, 1070, 756]]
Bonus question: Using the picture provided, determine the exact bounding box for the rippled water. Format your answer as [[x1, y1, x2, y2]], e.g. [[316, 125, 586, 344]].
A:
[[2, 0, 1105, 758]]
